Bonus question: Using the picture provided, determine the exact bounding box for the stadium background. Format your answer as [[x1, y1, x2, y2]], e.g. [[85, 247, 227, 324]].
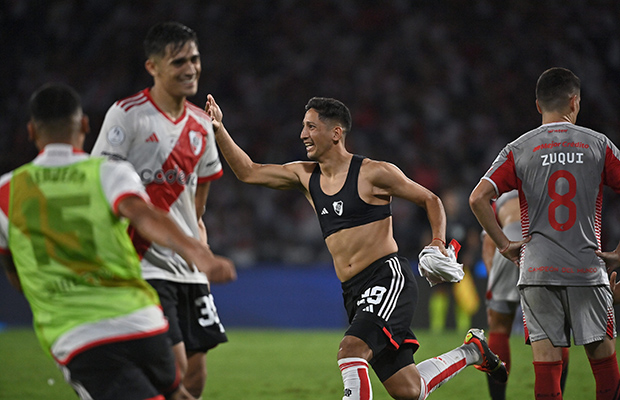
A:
[[1, 0, 620, 330]]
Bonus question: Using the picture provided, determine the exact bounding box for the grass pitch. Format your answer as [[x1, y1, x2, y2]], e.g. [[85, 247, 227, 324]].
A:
[[0, 327, 610, 399]]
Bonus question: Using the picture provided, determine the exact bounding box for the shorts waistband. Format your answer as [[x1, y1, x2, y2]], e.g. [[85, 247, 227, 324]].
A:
[[341, 253, 399, 291]]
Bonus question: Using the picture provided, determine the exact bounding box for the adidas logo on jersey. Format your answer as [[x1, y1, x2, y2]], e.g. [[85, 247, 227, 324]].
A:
[[321, 208, 329, 215], [146, 133, 159, 143]]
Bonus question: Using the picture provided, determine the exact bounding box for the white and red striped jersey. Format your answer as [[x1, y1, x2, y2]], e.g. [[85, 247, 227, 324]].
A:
[[483, 122, 620, 286], [92, 88, 223, 284]]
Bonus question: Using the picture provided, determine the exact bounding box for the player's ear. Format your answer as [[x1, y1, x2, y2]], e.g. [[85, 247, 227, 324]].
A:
[[26, 120, 37, 143], [81, 114, 90, 136], [535, 99, 543, 115], [145, 58, 157, 77], [569, 94, 580, 113], [332, 125, 344, 142]]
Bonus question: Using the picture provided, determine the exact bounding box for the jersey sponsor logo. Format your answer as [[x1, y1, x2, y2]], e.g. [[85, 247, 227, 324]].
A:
[[321, 208, 329, 215], [189, 130, 203, 155], [145, 133, 159, 143], [139, 166, 196, 186], [540, 152, 583, 166], [333, 200, 343, 216], [533, 141, 590, 152], [106, 126, 126, 146]]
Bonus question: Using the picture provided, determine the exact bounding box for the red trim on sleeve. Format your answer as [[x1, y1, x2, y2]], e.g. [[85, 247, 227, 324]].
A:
[[0, 247, 11, 255], [0, 180, 10, 216], [197, 169, 223, 184], [113, 192, 147, 216], [603, 146, 620, 193], [489, 151, 518, 194]]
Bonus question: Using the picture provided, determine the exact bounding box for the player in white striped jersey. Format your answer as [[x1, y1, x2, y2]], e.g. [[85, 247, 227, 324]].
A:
[[470, 67, 620, 399], [92, 21, 236, 400]]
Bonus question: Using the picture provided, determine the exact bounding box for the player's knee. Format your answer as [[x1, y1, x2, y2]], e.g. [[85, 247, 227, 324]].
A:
[[386, 384, 420, 400], [338, 335, 372, 360], [183, 352, 207, 397]]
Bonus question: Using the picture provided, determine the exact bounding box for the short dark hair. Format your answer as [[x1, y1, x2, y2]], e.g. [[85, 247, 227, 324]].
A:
[[144, 21, 198, 59], [536, 67, 581, 112], [29, 83, 81, 124], [305, 97, 352, 134]]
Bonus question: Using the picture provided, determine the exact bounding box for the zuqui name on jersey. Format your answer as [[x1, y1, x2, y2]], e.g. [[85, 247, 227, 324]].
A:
[[139, 166, 197, 186], [540, 152, 584, 167]]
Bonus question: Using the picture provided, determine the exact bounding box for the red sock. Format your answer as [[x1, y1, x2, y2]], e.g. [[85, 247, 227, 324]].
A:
[[488, 332, 511, 373], [589, 352, 620, 400], [533, 361, 562, 399]]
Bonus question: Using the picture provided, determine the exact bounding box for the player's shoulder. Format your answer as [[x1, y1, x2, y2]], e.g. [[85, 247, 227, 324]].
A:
[[359, 156, 399, 173], [285, 160, 316, 173], [571, 124, 611, 143], [111, 89, 150, 114], [185, 100, 212, 122]]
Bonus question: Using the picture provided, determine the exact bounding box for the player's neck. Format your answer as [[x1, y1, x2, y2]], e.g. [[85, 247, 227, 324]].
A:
[[541, 112, 576, 125], [150, 86, 186, 120], [318, 150, 352, 178]]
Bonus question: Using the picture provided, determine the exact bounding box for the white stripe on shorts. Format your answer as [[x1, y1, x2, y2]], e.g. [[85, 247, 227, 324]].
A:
[[378, 256, 405, 321]]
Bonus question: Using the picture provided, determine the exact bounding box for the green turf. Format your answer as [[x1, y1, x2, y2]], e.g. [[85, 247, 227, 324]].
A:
[[0, 327, 612, 399]]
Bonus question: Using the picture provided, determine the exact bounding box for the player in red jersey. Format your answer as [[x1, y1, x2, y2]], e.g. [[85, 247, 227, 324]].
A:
[[470, 67, 620, 399], [92, 22, 236, 400]]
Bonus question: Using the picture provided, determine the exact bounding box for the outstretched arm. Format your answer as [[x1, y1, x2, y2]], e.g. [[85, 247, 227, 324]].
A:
[[470, 179, 529, 265], [118, 196, 236, 283], [205, 94, 305, 191]]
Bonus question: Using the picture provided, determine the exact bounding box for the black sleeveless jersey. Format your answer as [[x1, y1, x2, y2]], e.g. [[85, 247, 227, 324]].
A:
[[309, 155, 392, 238]]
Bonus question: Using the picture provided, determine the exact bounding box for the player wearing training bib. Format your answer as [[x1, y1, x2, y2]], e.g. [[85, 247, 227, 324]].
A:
[[91, 22, 236, 399], [0, 83, 233, 400], [470, 67, 620, 399], [2, 154, 165, 358]]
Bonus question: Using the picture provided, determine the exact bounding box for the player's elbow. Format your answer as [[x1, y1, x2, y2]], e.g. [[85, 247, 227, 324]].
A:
[[469, 189, 487, 214], [232, 162, 261, 184]]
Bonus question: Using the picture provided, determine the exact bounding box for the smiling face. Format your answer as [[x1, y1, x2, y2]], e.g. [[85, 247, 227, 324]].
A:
[[147, 41, 201, 100], [301, 108, 340, 161]]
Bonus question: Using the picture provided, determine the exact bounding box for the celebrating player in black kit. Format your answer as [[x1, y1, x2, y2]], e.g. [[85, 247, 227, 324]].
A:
[[205, 95, 507, 400]]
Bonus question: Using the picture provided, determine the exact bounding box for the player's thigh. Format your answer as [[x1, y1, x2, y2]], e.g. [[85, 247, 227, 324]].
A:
[[62, 336, 179, 400], [382, 361, 421, 400], [566, 285, 615, 346], [178, 282, 228, 352], [520, 286, 570, 346]]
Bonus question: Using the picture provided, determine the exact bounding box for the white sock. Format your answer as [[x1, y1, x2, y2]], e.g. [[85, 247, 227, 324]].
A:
[[416, 344, 480, 399], [338, 357, 373, 400]]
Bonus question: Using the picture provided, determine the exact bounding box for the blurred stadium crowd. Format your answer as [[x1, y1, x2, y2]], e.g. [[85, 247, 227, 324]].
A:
[[2, 0, 620, 267]]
